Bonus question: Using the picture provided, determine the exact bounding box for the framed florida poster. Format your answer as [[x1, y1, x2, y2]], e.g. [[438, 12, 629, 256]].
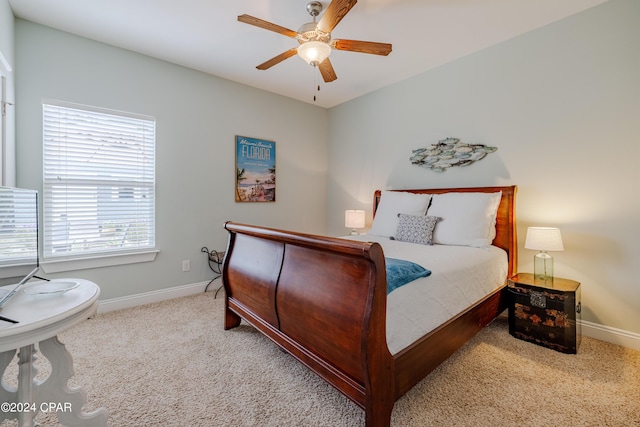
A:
[[235, 135, 276, 202]]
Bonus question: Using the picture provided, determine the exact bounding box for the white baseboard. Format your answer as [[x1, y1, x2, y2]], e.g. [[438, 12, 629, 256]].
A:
[[97, 279, 220, 314], [580, 320, 640, 351]]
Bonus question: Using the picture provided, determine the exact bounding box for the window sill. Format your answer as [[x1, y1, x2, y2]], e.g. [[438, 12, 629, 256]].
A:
[[41, 250, 159, 273]]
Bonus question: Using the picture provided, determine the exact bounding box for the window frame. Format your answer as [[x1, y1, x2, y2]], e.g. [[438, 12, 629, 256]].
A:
[[41, 100, 157, 272]]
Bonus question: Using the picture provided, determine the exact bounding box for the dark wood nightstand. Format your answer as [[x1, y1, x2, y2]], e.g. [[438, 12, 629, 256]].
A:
[[508, 273, 581, 354]]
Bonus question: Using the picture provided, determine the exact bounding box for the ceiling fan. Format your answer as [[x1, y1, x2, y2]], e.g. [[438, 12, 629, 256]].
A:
[[238, 0, 392, 83]]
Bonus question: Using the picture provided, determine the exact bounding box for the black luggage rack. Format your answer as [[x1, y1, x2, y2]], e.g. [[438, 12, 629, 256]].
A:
[[201, 247, 225, 297]]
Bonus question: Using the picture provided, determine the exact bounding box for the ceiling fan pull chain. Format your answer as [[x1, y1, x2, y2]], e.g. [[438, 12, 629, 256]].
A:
[[313, 65, 320, 102]]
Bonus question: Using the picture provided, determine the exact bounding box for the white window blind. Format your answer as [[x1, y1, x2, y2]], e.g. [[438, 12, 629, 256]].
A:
[[42, 102, 155, 260], [0, 187, 38, 267]]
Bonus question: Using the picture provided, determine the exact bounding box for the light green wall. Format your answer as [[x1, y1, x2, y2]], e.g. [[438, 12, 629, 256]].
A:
[[0, 0, 11, 61], [327, 0, 640, 335], [15, 20, 328, 300], [0, 0, 15, 186]]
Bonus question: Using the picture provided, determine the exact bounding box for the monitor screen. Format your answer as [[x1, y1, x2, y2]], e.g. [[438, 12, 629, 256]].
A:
[[0, 186, 39, 287]]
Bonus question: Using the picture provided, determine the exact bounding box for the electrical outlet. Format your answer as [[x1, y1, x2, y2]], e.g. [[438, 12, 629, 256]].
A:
[[182, 260, 191, 272]]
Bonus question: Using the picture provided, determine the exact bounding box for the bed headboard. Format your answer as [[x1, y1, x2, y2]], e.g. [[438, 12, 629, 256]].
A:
[[373, 185, 518, 277]]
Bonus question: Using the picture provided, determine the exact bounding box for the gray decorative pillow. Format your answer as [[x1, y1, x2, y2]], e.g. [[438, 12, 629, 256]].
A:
[[392, 214, 440, 245]]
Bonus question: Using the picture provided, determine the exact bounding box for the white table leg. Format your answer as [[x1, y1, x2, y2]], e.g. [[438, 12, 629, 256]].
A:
[[17, 345, 37, 427], [0, 345, 39, 427], [0, 348, 18, 424], [37, 336, 108, 427]]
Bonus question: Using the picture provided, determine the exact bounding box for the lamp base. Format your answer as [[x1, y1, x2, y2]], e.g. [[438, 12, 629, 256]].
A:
[[349, 229, 359, 236], [534, 251, 554, 283]]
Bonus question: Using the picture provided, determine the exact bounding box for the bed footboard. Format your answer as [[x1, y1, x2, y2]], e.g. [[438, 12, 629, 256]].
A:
[[222, 222, 395, 426]]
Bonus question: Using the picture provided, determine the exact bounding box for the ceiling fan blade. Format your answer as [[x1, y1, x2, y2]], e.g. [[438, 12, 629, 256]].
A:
[[318, 58, 337, 83], [317, 0, 358, 34], [256, 48, 299, 70], [332, 39, 392, 56], [238, 14, 298, 38]]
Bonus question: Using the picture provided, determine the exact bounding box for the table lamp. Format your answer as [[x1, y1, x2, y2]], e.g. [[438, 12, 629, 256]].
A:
[[524, 227, 564, 282], [345, 210, 365, 235]]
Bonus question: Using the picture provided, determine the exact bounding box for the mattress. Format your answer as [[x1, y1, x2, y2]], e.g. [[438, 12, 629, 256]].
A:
[[346, 234, 508, 355]]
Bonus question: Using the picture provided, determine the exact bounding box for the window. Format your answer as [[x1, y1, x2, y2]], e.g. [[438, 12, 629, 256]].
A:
[[42, 102, 155, 262]]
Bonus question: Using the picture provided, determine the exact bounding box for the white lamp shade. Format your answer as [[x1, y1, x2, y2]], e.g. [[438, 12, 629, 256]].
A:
[[524, 227, 564, 251], [297, 41, 331, 65], [345, 210, 365, 229]]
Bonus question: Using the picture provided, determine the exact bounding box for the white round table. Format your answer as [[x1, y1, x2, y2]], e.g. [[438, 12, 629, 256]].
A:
[[0, 278, 108, 427]]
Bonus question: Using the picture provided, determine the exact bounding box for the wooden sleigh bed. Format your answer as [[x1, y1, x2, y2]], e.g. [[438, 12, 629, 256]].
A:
[[222, 185, 517, 426]]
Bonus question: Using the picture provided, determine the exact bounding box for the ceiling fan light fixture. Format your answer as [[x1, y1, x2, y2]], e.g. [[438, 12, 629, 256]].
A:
[[239, 0, 392, 83], [297, 41, 331, 66]]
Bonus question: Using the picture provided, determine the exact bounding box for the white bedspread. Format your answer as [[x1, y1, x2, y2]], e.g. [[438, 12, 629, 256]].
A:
[[345, 235, 508, 355]]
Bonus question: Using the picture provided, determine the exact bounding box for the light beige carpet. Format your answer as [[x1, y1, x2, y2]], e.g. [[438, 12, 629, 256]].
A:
[[2, 291, 639, 426]]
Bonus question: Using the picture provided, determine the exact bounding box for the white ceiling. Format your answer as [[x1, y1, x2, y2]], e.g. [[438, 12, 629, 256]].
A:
[[9, 0, 607, 108]]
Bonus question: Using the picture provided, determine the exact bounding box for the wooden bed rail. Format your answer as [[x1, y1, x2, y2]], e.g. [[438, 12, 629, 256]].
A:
[[222, 222, 395, 424]]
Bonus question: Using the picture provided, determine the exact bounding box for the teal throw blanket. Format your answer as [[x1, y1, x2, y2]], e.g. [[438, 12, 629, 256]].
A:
[[385, 257, 431, 294]]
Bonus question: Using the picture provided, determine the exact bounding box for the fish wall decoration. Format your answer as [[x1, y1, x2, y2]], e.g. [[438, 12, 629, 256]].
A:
[[409, 137, 497, 172]]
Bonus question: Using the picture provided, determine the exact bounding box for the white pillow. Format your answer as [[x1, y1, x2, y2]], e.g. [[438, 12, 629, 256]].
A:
[[427, 192, 502, 247], [368, 191, 431, 237]]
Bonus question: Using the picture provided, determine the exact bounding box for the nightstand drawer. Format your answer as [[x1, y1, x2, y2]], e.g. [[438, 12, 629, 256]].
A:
[[508, 273, 581, 354]]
